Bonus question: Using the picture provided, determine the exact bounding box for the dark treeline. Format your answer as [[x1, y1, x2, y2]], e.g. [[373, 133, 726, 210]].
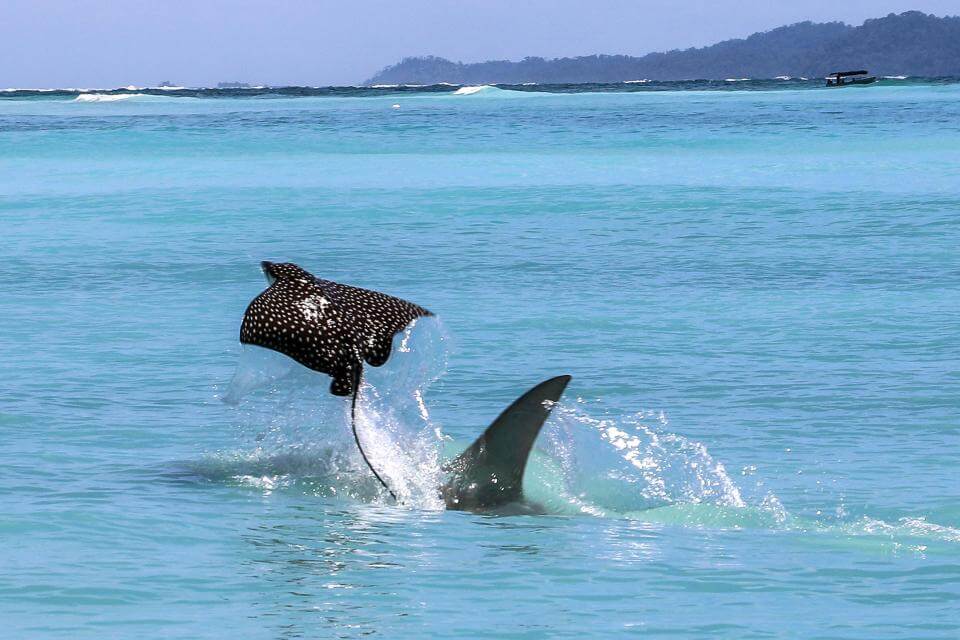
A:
[[367, 12, 960, 85]]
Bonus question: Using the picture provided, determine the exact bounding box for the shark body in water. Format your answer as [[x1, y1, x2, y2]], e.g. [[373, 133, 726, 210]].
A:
[[237, 261, 571, 511]]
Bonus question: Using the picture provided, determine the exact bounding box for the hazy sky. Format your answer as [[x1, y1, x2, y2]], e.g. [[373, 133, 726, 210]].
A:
[[2, 0, 957, 87]]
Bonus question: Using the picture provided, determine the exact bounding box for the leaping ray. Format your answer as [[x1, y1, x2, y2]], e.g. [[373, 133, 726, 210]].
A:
[[241, 261, 433, 397], [240, 261, 432, 498]]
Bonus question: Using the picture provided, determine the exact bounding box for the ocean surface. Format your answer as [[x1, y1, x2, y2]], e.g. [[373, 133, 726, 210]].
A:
[[2, 79, 959, 638]]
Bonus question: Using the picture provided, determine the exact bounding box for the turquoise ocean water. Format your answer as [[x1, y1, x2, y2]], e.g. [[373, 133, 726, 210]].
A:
[[2, 79, 959, 638]]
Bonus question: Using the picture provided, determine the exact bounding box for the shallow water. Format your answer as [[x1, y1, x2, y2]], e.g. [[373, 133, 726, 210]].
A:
[[2, 81, 959, 638]]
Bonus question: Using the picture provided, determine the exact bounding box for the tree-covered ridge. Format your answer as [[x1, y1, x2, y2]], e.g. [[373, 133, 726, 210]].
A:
[[367, 12, 960, 84]]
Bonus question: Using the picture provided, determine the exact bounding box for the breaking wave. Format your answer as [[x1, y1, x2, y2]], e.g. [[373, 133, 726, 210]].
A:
[[450, 85, 542, 98], [74, 93, 147, 103], [452, 85, 496, 95], [0, 78, 952, 102]]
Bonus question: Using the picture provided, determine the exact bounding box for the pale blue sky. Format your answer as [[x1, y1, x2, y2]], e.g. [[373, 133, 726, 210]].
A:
[[2, 0, 957, 87]]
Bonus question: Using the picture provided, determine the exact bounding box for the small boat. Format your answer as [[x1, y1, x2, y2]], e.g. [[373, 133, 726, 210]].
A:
[[825, 70, 877, 87]]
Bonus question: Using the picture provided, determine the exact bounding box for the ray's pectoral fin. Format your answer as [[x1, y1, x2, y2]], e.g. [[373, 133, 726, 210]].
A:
[[441, 375, 571, 511], [363, 335, 394, 367]]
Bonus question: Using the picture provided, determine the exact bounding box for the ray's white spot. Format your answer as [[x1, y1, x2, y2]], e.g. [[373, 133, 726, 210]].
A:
[[298, 295, 329, 323]]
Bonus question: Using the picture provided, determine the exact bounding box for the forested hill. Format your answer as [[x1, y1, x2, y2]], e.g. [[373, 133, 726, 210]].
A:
[[366, 12, 960, 84]]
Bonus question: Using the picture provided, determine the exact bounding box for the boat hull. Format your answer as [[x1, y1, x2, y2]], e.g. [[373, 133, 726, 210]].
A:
[[826, 76, 877, 87]]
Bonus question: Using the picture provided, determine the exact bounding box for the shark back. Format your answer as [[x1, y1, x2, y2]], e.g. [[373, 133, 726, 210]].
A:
[[442, 375, 571, 511]]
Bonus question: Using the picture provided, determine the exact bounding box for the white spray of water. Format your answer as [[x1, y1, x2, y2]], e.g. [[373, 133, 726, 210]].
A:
[[538, 404, 747, 514], [210, 317, 792, 521], [211, 317, 450, 509], [351, 380, 445, 510]]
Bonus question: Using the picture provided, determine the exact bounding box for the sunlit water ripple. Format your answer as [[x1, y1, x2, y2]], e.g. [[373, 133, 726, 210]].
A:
[[1, 80, 959, 638]]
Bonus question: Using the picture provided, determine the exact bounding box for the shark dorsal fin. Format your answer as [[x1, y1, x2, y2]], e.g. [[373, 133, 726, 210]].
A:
[[442, 375, 571, 511]]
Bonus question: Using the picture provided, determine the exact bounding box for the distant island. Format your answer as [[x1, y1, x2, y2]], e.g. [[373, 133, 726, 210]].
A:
[[367, 11, 960, 85]]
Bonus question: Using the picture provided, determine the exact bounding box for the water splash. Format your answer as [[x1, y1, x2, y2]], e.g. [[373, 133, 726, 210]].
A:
[[452, 85, 495, 95], [204, 366, 960, 551], [209, 317, 450, 509], [351, 381, 445, 509], [535, 404, 747, 515], [210, 325, 776, 519]]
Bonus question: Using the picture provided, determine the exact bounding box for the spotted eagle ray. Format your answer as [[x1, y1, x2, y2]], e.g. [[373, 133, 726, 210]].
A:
[[239, 262, 571, 510], [241, 261, 433, 397]]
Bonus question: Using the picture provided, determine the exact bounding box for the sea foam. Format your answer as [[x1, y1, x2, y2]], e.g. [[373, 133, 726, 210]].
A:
[[74, 93, 146, 103], [453, 85, 494, 95]]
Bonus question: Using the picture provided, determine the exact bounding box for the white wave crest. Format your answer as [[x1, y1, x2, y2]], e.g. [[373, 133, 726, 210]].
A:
[[725, 78, 750, 82], [851, 516, 960, 543], [624, 79, 650, 84], [453, 85, 494, 95], [884, 75, 908, 80], [74, 93, 145, 103], [9, 88, 67, 92]]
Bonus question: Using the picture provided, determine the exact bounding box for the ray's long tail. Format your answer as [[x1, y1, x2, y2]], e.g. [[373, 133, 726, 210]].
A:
[[349, 379, 398, 502]]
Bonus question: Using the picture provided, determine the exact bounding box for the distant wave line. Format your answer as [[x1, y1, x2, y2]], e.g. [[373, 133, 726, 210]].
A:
[[1, 77, 957, 101]]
